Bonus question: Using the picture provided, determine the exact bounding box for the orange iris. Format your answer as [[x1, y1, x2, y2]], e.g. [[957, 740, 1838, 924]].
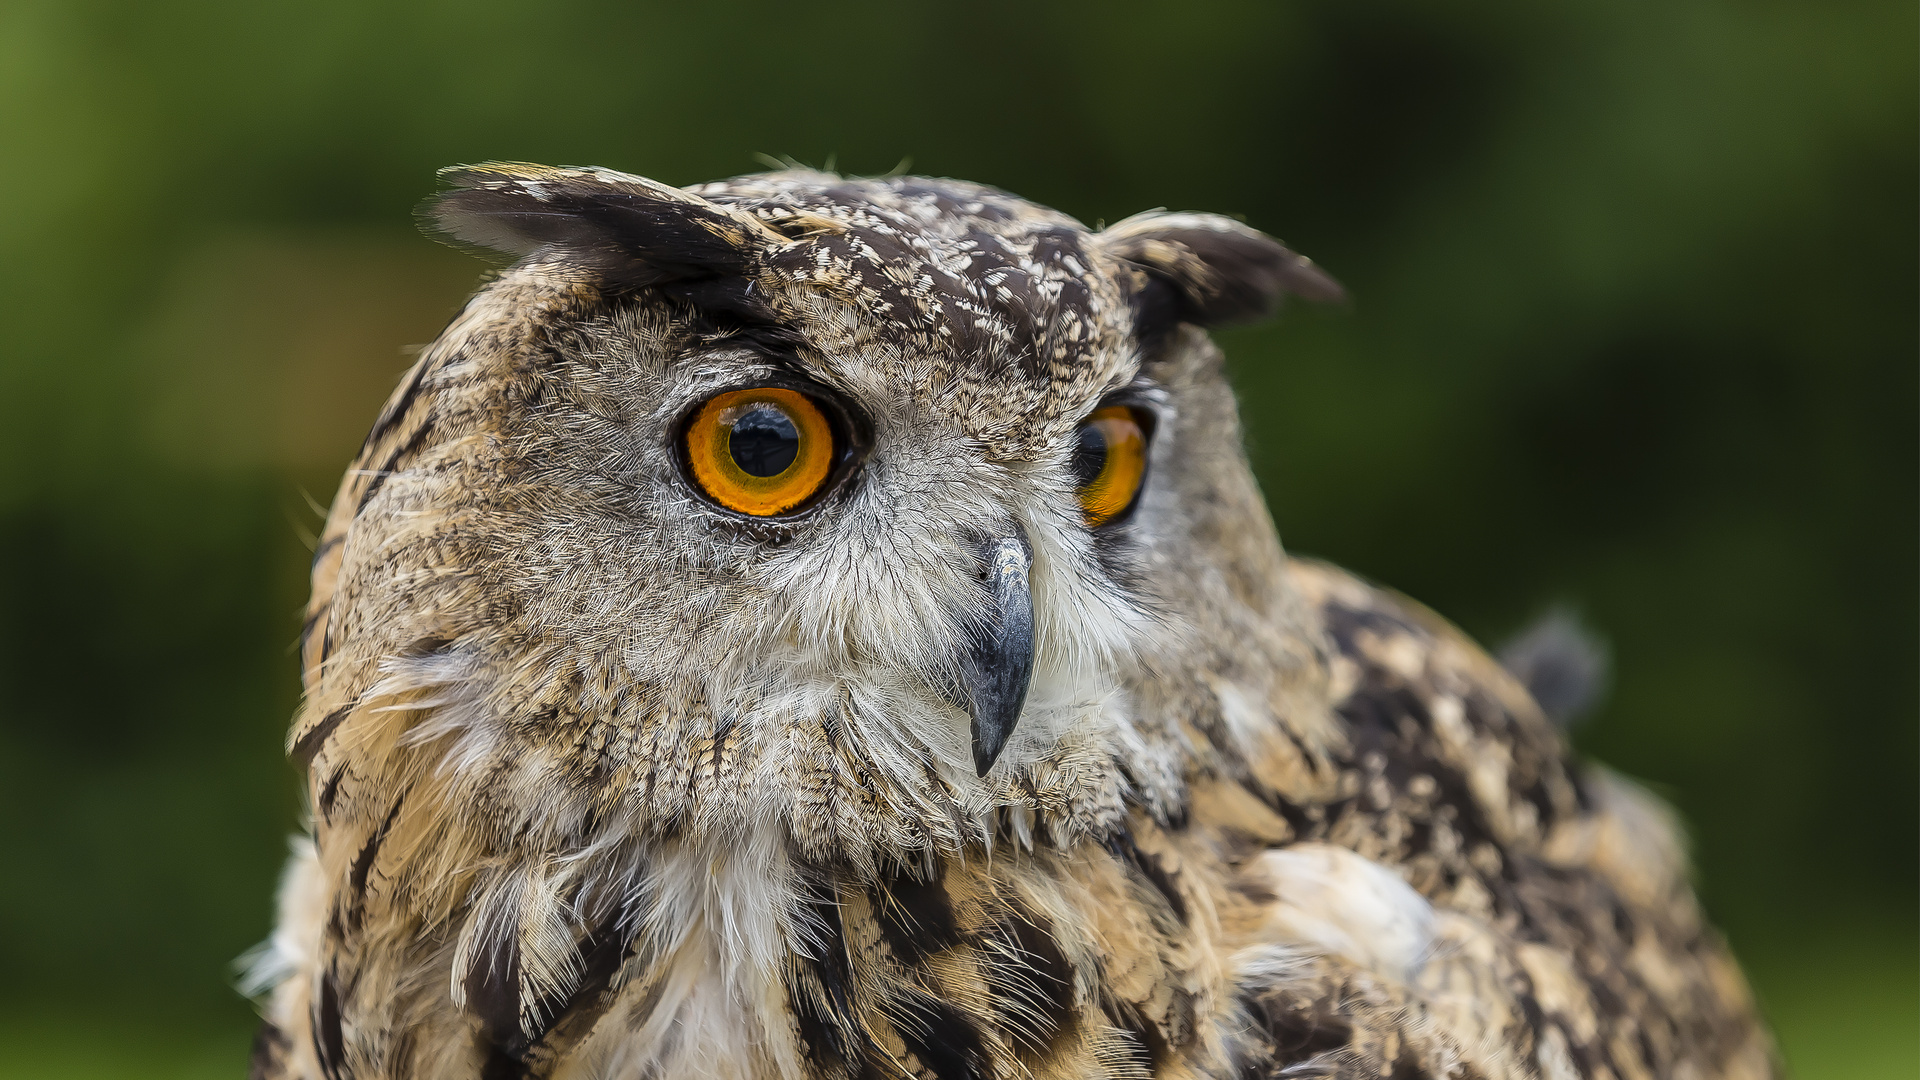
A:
[[1074, 405, 1149, 526], [686, 387, 836, 516]]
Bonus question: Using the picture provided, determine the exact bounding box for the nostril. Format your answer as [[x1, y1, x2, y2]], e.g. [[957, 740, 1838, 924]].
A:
[[970, 526, 1029, 583]]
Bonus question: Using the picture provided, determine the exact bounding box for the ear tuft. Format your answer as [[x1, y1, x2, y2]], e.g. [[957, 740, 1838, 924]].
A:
[[1099, 211, 1344, 326], [423, 162, 786, 289]]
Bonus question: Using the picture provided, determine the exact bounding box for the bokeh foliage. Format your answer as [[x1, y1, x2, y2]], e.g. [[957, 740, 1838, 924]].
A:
[[0, 0, 1912, 1075]]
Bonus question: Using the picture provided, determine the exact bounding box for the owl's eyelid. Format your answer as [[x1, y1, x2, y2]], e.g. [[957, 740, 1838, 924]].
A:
[[654, 337, 849, 412], [685, 376, 868, 446], [1080, 393, 1161, 445], [663, 364, 861, 427], [1085, 381, 1168, 423]]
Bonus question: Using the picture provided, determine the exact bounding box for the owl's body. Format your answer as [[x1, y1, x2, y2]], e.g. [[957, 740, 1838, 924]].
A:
[[248, 165, 1774, 1080]]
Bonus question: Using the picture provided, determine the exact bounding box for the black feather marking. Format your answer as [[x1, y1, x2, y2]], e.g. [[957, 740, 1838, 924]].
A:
[[299, 601, 330, 641], [1106, 830, 1189, 924], [507, 906, 634, 1060], [313, 971, 350, 1080], [463, 927, 523, 1063], [790, 878, 887, 1080], [983, 913, 1076, 1055], [1318, 597, 1427, 656], [895, 988, 992, 1080], [318, 620, 336, 673], [291, 706, 351, 769], [478, 1047, 524, 1080], [350, 470, 390, 519], [1164, 984, 1200, 1051], [792, 889, 856, 1067], [789, 970, 848, 1076], [318, 767, 347, 821], [354, 413, 438, 516], [1099, 994, 1166, 1071], [872, 863, 961, 965], [358, 346, 441, 458], [1237, 989, 1353, 1077], [404, 635, 452, 658], [346, 794, 406, 917], [1386, 1047, 1441, 1080], [1315, 588, 1588, 936]]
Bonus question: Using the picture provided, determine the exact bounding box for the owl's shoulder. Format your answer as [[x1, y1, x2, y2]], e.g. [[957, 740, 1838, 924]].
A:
[[1206, 558, 1779, 1077], [1280, 555, 1703, 946], [1286, 557, 1548, 727]]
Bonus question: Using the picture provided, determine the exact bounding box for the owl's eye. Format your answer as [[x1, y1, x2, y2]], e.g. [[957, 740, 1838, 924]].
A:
[[1072, 405, 1151, 527], [684, 387, 838, 516]]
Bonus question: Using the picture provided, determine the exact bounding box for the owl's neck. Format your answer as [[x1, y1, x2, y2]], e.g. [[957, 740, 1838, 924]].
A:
[[489, 814, 1212, 1079], [587, 825, 809, 1079]]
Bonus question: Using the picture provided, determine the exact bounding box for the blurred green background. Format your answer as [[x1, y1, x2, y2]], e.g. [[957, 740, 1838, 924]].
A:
[[0, 0, 1912, 1075]]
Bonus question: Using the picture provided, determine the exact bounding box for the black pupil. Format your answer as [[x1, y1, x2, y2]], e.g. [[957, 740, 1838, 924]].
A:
[[729, 405, 801, 477], [1072, 423, 1108, 488]]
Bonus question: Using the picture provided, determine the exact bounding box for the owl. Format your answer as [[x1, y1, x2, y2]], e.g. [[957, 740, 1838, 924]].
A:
[[244, 163, 1777, 1080]]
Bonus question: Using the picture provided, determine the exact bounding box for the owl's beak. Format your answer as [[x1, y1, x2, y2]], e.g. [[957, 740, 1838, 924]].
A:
[[966, 528, 1035, 777]]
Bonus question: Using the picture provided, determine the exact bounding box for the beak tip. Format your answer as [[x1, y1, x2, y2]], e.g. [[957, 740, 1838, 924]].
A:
[[969, 710, 1015, 777]]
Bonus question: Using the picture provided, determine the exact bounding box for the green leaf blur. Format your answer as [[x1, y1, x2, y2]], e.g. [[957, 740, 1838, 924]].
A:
[[0, 1, 1911, 1075]]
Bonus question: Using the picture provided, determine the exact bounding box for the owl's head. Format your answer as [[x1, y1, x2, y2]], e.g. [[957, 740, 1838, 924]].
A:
[[304, 164, 1340, 870]]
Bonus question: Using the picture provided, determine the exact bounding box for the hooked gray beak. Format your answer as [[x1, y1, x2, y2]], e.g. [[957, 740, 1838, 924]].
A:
[[965, 527, 1035, 777]]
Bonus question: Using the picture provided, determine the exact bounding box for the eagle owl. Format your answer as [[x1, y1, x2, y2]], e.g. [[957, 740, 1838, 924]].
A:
[[247, 163, 1777, 1080]]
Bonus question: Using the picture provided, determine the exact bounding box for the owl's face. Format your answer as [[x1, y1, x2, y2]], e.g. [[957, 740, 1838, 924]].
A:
[[318, 165, 1339, 868]]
